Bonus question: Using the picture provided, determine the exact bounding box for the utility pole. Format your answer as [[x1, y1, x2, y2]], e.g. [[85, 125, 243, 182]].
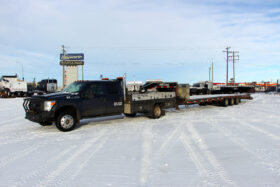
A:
[[212, 58, 214, 82], [232, 51, 239, 85], [62, 45, 66, 88], [223, 47, 232, 86], [209, 66, 211, 82], [277, 80, 279, 93]]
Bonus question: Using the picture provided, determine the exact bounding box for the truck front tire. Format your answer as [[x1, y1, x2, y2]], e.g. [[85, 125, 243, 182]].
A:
[[56, 110, 77, 132]]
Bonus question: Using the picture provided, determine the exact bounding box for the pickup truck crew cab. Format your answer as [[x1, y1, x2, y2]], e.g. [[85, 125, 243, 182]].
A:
[[23, 78, 176, 131]]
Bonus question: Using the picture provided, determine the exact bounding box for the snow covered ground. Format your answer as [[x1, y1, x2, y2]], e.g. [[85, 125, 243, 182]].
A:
[[0, 93, 280, 187]]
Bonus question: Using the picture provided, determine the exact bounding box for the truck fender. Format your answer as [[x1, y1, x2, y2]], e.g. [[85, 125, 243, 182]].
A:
[[55, 104, 81, 125]]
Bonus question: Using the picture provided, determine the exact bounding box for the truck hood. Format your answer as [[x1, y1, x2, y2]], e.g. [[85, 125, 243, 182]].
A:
[[31, 92, 80, 100]]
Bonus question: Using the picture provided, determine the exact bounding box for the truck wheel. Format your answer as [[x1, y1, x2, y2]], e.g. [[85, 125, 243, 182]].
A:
[[5, 89, 11, 97], [39, 122, 53, 126], [151, 105, 162, 119], [56, 110, 77, 132], [125, 113, 137, 117]]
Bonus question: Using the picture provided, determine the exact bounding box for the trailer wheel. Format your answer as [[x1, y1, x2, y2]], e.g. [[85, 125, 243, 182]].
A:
[[235, 98, 240, 105], [56, 110, 77, 132], [230, 98, 235, 105], [151, 105, 162, 119], [223, 99, 229, 107], [39, 122, 53, 126]]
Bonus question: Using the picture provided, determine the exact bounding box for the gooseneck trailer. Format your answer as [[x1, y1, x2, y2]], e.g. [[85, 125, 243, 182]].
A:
[[23, 77, 253, 132]]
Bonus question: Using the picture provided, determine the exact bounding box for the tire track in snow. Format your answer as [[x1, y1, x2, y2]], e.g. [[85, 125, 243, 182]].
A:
[[140, 123, 153, 186], [0, 129, 65, 148], [210, 119, 280, 176], [12, 145, 77, 187], [154, 124, 182, 159], [238, 120, 280, 141], [207, 107, 280, 176], [35, 129, 108, 187], [0, 116, 23, 126], [238, 108, 280, 129], [64, 136, 109, 185], [180, 132, 215, 186], [0, 143, 47, 169], [186, 123, 238, 187]]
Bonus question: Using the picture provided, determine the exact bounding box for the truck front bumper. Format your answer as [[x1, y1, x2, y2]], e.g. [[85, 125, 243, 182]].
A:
[[23, 98, 55, 123], [25, 111, 55, 123]]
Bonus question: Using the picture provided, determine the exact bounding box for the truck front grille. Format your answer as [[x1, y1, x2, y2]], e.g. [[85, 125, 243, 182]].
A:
[[23, 99, 43, 113]]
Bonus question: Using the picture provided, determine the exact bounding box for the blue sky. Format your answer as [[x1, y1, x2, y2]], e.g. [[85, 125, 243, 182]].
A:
[[0, 0, 280, 85]]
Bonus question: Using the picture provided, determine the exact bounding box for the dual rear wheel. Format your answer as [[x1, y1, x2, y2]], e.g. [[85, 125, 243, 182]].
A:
[[151, 104, 165, 119]]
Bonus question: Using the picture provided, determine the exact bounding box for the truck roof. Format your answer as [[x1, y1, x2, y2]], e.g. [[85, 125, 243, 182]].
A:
[[75, 80, 121, 83]]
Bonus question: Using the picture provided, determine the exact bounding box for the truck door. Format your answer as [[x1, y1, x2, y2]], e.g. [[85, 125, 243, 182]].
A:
[[104, 82, 124, 115], [81, 83, 107, 117]]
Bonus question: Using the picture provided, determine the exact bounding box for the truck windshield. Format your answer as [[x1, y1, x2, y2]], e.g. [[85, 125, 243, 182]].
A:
[[62, 82, 84, 93]]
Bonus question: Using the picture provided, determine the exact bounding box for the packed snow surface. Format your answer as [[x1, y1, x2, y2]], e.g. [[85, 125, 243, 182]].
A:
[[0, 94, 280, 186]]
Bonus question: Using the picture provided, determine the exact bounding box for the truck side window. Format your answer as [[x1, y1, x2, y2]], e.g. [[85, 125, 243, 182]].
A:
[[93, 84, 104, 97], [85, 84, 105, 98], [106, 83, 119, 95]]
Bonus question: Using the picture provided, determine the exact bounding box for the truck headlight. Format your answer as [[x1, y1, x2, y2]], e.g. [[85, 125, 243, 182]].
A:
[[44, 101, 56, 111]]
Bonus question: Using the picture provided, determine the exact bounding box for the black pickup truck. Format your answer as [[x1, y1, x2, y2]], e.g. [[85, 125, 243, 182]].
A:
[[23, 80, 124, 131], [23, 79, 176, 131]]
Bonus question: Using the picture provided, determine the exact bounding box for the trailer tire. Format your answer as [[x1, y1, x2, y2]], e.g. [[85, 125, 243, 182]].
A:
[[230, 98, 235, 105], [235, 98, 240, 105], [223, 99, 229, 107], [151, 105, 162, 119], [56, 110, 77, 132]]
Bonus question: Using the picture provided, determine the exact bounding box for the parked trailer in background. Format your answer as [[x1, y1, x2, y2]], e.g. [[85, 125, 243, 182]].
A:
[[191, 81, 255, 95], [0, 75, 27, 97]]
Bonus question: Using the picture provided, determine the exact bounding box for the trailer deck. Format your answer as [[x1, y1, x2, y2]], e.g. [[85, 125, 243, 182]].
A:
[[185, 93, 252, 105]]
